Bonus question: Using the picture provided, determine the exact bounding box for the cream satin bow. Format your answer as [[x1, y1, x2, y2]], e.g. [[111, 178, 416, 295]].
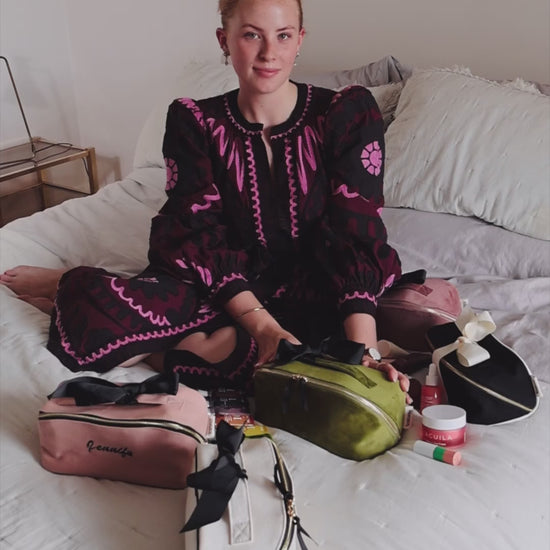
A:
[[432, 303, 497, 368]]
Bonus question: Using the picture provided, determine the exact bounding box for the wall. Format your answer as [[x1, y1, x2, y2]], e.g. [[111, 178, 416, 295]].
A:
[[1, 0, 548, 187], [63, 0, 220, 183], [1, 0, 220, 184], [300, 0, 550, 82], [0, 0, 80, 147]]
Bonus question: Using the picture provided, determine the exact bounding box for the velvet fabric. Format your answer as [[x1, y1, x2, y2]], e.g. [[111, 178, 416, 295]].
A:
[[377, 277, 462, 352], [254, 359, 406, 461]]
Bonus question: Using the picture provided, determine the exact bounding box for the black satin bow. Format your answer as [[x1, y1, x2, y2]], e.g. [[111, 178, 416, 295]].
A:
[[181, 420, 247, 533], [48, 372, 180, 406], [275, 337, 365, 366]]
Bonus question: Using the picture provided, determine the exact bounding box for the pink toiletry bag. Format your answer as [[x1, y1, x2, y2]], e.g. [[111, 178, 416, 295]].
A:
[[377, 272, 462, 352], [38, 373, 210, 489]]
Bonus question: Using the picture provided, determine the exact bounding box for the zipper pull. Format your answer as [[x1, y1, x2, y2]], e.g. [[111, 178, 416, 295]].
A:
[[283, 376, 309, 413], [272, 449, 317, 549], [293, 515, 316, 549], [286, 496, 296, 518], [284, 495, 317, 549], [291, 376, 309, 412], [298, 377, 309, 412]]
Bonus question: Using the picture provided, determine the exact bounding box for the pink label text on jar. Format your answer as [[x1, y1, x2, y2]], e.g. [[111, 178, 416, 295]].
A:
[[421, 425, 466, 447]]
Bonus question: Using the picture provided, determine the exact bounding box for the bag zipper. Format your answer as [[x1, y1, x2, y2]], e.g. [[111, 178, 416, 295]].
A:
[[261, 369, 401, 441], [266, 438, 295, 550], [439, 359, 533, 412], [38, 412, 207, 443]]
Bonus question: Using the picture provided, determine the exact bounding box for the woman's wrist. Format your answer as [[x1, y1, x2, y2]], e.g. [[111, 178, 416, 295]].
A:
[[238, 308, 281, 339], [236, 305, 265, 318], [224, 291, 263, 319], [343, 312, 379, 349], [224, 291, 280, 338]]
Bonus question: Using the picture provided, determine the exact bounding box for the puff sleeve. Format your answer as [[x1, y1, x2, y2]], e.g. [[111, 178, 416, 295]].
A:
[[315, 86, 401, 318], [147, 98, 251, 304]]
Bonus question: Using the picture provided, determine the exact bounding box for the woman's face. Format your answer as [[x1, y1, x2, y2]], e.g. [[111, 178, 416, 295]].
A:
[[216, 0, 305, 97]]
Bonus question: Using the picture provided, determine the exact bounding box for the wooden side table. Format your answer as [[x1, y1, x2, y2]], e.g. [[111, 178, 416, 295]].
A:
[[0, 137, 98, 225]]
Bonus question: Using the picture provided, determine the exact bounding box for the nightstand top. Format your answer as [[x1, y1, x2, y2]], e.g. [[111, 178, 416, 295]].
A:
[[0, 138, 92, 182]]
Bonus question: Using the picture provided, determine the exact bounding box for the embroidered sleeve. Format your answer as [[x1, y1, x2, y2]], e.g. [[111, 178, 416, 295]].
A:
[[316, 86, 401, 318], [147, 98, 251, 303]]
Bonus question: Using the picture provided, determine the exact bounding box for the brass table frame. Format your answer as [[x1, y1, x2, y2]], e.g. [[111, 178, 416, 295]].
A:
[[0, 137, 98, 225]]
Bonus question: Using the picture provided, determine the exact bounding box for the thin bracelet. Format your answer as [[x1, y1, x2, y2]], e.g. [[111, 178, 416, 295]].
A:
[[236, 306, 265, 319]]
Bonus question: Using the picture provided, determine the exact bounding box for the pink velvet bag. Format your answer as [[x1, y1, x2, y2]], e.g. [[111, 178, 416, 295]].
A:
[[376, 271, 462, 352], [38, 373, 210, 489]]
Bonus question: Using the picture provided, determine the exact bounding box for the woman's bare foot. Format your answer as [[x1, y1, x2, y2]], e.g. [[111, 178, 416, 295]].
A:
[[0, 266, 67, 299], [17, 295, 55, 315]]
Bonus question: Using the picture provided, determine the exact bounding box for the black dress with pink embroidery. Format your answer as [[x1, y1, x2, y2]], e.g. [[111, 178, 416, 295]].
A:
[[47, 83, 401, 389]]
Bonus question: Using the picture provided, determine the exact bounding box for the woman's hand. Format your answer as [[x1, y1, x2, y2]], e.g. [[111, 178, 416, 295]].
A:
[[344, 313, 411, 403], [253, 325, 301, 368], [236, 306, 300, 367], [224, 291, 301, 367], [362, 355, 412, 404]]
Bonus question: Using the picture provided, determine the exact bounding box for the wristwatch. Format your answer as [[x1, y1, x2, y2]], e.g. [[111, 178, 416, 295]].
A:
[[364, 347, 382, 362]]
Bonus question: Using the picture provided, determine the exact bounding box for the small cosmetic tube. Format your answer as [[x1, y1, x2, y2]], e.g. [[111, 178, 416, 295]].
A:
[[413, 440, 462, 466]]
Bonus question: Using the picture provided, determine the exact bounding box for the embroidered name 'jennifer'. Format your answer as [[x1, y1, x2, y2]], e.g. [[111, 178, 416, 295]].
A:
[[87, 440, 133, 458]]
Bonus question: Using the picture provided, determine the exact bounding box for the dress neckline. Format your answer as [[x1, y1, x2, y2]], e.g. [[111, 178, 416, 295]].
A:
[[225, 82, 309, 137]]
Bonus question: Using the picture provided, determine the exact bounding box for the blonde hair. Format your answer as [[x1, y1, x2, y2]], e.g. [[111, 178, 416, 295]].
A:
[[218, 0, 304, 29]]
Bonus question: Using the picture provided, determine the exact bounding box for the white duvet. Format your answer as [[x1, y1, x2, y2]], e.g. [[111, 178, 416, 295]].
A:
[[1, 165, 549, 550]]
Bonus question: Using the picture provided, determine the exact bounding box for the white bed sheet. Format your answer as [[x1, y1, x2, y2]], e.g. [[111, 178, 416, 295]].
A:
[[1, 167, 548, 550]]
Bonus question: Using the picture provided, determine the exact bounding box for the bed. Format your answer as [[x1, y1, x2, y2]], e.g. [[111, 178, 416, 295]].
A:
[[1, 58, 548, 550]]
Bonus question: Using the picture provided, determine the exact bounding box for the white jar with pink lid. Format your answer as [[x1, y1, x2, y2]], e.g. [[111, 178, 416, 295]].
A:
[[421, 404, 467, 447]]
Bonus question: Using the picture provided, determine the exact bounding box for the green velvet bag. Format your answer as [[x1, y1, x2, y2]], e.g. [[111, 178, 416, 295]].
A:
[[254, 344, 406, 461]]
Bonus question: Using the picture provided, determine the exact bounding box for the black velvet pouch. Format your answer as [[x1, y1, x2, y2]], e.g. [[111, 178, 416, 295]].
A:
[[426, 322, 541, 425]]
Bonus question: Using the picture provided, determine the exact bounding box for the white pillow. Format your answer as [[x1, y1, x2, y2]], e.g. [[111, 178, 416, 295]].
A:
[[133, 62, 239, 170], [363, 82, 403, 129], [384, 67, 550, 241]]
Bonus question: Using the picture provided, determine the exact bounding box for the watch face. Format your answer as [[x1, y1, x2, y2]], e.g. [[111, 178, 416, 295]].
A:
[[368, 347, 381, 361]]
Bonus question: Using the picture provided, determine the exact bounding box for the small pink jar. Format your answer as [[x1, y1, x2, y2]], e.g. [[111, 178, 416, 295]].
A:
[[421, 405, 467, 447]]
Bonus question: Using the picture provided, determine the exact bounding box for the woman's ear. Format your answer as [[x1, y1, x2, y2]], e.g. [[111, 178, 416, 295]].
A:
[[216, 28, 227, 52], [297, 27, 306, 48]]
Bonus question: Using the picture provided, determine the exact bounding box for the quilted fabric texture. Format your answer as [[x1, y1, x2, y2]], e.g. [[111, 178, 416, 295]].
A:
[[384, 68, 550, 240]]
